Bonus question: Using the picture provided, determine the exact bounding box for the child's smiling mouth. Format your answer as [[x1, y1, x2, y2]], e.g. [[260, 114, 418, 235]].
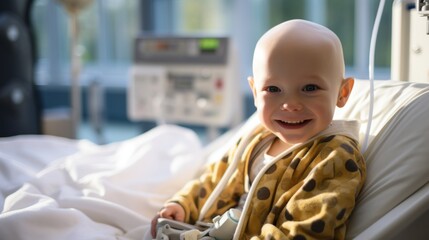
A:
[[276, 119, 311, 129]]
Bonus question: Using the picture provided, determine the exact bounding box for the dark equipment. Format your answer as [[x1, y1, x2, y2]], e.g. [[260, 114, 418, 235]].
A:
[[0, 0, 41, 137]]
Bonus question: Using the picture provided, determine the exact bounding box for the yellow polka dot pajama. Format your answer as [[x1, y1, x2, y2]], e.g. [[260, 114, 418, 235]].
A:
[[168, 125, 366, 240]]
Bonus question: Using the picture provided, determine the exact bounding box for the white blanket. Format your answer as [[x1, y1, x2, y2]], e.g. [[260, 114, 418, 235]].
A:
[[0, 125, 204, 240]]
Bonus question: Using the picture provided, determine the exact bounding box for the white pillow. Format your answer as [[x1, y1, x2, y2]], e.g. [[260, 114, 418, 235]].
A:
[[335, 80, 429, 238]]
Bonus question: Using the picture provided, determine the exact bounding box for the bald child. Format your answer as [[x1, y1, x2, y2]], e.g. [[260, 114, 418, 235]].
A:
[[151, 19, 366, 240]]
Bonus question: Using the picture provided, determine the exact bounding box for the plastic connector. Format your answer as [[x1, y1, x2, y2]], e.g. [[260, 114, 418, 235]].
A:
[[208, 208, 241, 240]]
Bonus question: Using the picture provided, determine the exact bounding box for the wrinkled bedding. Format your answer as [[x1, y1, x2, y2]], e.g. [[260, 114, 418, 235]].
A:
[[0, 125, 204, 240]]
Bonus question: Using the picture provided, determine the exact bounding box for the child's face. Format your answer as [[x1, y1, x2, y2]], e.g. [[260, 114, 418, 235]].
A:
[[249, 20, 352, 145]]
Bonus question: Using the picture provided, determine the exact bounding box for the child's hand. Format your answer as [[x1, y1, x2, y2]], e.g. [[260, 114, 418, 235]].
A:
[[150, 202, 185, 237]]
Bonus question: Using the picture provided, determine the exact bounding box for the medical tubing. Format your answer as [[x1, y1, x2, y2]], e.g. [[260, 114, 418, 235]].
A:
[[363, 0, 386, 152], [198, 131, 253, 221], [199, 117, 262, 218], [233, 142, 309, 240]]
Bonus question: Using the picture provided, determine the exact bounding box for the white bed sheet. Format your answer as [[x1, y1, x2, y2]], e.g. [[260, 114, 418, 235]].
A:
[[0, 125, 204, 240]]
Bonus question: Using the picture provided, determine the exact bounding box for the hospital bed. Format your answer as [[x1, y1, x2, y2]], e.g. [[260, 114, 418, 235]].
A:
[[1, 78, 429, 239]]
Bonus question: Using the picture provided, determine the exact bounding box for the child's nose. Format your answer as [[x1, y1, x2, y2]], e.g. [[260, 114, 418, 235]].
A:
[[280, 100, 302, 111]]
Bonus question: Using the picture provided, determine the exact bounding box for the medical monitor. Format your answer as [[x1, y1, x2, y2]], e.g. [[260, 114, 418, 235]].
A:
[[128, 36, 242, 130]]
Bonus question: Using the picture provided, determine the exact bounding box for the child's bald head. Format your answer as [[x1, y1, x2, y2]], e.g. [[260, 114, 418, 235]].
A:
[[252, 19, 346, 84]]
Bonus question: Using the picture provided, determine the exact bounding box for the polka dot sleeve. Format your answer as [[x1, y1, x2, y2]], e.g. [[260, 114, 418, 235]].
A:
[[166, 142, 246, 224]]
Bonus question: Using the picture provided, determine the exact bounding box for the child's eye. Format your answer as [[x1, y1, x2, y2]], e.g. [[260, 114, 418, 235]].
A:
[[302, 84, 319, 92], [265, 86, 281, 93]]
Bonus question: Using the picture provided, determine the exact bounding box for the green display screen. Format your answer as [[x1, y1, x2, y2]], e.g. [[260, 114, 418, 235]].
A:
[[199, 38, 219, 52]]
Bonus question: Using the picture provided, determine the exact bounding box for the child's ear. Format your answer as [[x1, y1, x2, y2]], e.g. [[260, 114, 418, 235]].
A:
[[337, 77, 354, 108], [248, 76, 258, 107]]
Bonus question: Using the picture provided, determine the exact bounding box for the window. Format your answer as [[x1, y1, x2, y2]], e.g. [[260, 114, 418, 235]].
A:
[[32, 0, 139, 86], [165, 0, 393, 84], [31, 0, 393, 88]]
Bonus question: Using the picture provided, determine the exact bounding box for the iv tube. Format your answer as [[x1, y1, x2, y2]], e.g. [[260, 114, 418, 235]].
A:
[[363, 0, 386, 152]]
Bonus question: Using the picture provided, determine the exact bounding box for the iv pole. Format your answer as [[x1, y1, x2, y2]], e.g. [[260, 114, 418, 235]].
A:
[[56, 0, 93, 138]]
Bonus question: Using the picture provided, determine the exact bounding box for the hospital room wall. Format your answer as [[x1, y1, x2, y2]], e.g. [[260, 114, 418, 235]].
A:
[[31, 0, 394, 142]]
